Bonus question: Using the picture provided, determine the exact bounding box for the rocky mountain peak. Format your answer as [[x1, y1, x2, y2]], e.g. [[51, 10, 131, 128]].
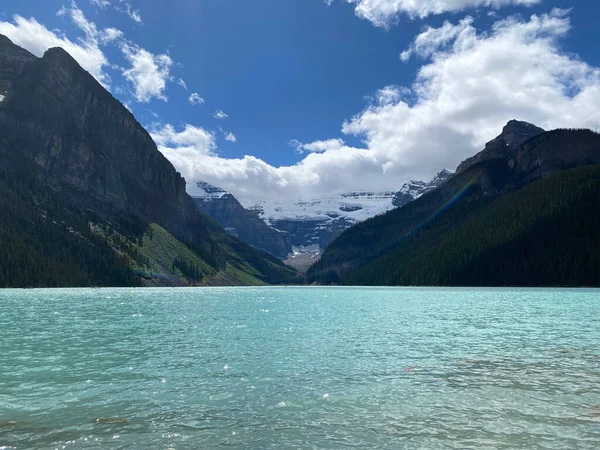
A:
[[496, 120, 545, 149], [0, 34, 36, 93], [192, 181, 229, 199], [429, 169, 454, 187], [392, 169, 454, 208], [456, 119, 545, 173]]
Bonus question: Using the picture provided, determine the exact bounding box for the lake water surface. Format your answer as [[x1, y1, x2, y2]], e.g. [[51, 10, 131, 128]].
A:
[[1, 287, 600, 449]]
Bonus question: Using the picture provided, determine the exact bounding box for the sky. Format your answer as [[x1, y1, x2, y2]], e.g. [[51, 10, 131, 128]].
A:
[[1, 0, 600, 205]]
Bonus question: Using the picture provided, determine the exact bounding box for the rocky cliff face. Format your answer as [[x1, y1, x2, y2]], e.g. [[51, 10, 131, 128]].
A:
[[392, 169, 454, 208], [456, 120, 545, 173], [192, 182, 293, 259], [248, 191, 398, 253], [0, 34, 36, 94], [0, 45, 221, 263], [0, 35, 296, 286]]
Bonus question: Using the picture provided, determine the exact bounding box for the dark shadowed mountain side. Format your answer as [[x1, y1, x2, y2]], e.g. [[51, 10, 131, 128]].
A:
[[0, 35, 296, 287], [308, 126, 600, 286], [192, 182, 293, 259], [456, 120, 545, 173]]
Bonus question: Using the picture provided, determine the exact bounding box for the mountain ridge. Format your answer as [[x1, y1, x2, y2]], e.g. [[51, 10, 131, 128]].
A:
[[307, 123, 600, 286], [0, 35, 296, 287]]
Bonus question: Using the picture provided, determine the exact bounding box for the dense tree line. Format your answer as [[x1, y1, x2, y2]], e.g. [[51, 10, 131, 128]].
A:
[[0, 165, 140, 287], [330, 165, 600, 286], [172, 256, 203, 283]]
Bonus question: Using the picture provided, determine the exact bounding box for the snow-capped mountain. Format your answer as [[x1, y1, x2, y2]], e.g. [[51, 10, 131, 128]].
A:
[[190, 170, 453, 269], [393, 169, 454, 207], [248, 191, 398, 255], [191, 182, 293, 259], [188, 181, 229, 199]]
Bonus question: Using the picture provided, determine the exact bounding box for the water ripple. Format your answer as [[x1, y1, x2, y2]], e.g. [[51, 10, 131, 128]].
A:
[[1, 287, 599, 449]]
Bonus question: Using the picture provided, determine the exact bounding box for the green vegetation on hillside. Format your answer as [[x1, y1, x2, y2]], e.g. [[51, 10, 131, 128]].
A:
[[0, 165, 140, 287], [321, 165, 600, 286]]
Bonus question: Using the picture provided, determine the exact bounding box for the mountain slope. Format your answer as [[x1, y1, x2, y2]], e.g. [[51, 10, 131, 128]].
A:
[[191, 181, 292, 259], [392, 169, 454, 208], [456, 120, 545, 173], [308, 126, 600, 286], [342, 165, 600, 286], [0, 35, 296, 287]]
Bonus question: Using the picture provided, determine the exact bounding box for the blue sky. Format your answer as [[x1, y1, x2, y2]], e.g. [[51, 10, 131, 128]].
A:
[[1, 0, 600, 203]]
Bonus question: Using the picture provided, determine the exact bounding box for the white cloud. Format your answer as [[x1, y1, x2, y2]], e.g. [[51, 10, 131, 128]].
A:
[[290, 138, 345, 154], [0, 4, 115, 86], [342, 9, 600, 176], [89, 0, 110, 8], [188, 92, 205, 105], [178, 78, 188, 89], [154, 10, 600, 206], [1, 3, 177, 103], [400, 17, 475, 61], [224, 132, 237, 143], [124, 4, 142, 24], [153, 123, 377, 203], [120, 43, 173, 102], [151, 123, 216, 155], [213, 110, 228, 120], [340, 0, 540, 26]]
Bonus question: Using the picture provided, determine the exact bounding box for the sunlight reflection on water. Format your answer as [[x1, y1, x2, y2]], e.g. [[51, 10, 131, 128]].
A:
[[0, 287, 599, 449]]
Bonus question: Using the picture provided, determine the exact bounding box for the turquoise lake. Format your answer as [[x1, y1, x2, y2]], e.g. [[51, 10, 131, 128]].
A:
[[1, 287, 599, 449]]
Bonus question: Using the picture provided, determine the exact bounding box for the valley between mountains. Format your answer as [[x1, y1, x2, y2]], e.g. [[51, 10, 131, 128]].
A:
[[1, 34, 598, 287]]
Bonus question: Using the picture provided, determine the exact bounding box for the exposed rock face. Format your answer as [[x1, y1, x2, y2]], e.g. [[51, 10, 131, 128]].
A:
[[0, 34, 36, 94], [248, 191, 397, 253], [0, 44, 221, 262], [192, 181, 293, 259], [267, 216, 354, 250], [456, 120, 545, 173], [392, 169, 454, 208], [0, 34, 295, 285], [192, 169, 457, 261]]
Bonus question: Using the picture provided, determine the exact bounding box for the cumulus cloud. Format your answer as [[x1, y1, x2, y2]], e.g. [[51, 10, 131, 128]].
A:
[[338, 0, 540, 27], [188, 92, 205, 105], [224, 132, 237, 143], [290, 138, 345, 154], [153, 123, 376, 203], [154, 10, 600, 205], [342, 8, 600, 177], [151, 123, 216, 155], [1, 3, 177, 103], [213, 110, 228, 120], [120, 44, 173, 102], [0, 4, 114, 86]]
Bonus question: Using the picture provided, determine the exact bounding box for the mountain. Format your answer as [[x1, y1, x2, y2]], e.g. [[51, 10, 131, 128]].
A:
[[456, 120, 545, 173], [308, 123, 600, 286], [189, 170, 454, 270], [249, 191, 397, 249], [191, 181, 292, 259], [0, 35, 296, 287], [392, 169, 454, 208]]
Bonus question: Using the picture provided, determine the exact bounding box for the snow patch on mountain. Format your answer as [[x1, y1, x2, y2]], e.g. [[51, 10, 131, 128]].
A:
[[247, 191, 397, 226], [189, 169, 454, 261], [393, 169, 453, 207], [188, 181, 229, 199]]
